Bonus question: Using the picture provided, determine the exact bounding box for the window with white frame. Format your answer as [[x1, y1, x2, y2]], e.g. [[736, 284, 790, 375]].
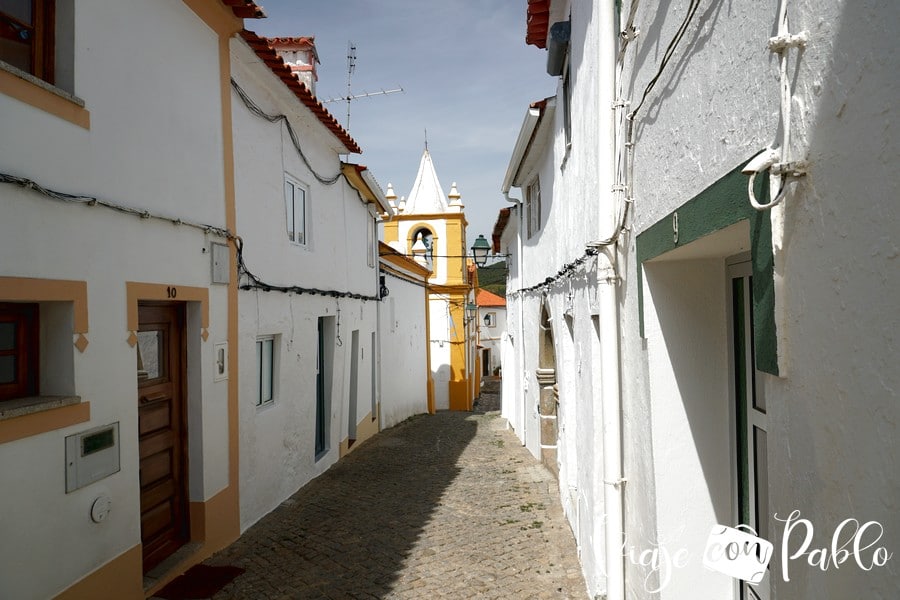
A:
[[367, 218, 375, 268], [256, 336, 275, 406], [525, 178, 541, 239], [284, 176, 308, 246], [484, 312, 497, 328]]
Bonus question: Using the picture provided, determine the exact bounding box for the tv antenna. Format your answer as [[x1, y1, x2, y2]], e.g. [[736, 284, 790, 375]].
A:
[[321, 41, 403, 133]]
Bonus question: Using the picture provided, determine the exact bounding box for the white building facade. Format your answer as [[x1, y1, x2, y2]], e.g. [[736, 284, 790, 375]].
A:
[[501, 1, 899, 599], [0, 2, 265, 597], [230, 30, 390, 531]]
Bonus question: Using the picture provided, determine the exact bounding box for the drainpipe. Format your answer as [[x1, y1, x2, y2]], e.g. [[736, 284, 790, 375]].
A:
[[504, 191, 526, 447], [596, 1, 624, 598]]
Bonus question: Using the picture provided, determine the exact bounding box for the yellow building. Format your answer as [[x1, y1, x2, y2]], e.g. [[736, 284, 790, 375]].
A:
[[382, 150, 478, 411]]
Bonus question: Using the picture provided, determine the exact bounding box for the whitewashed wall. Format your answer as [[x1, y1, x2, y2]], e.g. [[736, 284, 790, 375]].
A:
[[378, 271, 428, 428], [620, 0, 900, 598], [0, 2, 230, 597], [230, 39, 380, 531], [477, 306, 506, 376]]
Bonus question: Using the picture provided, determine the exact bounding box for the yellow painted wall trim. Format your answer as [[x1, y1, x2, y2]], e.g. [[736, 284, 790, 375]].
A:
[[181, 0, 243, 36], [0, 68, 90, 129], [0, 401, 89, 444], [143, 486, 239, 597], [0, 276, 88, 332], [125, 282, 209, 335], [53, 544, 142, 600], [339, 410, 378, 457]]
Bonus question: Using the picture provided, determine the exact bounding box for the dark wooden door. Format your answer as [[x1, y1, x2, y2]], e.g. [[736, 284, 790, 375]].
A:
[[137, 302, 188, 573]]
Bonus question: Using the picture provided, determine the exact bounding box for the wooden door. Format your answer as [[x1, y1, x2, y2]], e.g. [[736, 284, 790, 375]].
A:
[[137, 302, 188, 573]]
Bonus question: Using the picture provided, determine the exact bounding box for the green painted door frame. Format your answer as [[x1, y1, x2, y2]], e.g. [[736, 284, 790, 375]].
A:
[[635, 159, 779, 375]]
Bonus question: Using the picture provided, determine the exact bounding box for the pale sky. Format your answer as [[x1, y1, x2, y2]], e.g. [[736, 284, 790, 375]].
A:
[[251, 1, 556, 249]]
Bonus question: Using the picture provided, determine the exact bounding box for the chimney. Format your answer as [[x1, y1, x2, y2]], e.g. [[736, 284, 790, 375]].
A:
[[268, 37, 319, 96]]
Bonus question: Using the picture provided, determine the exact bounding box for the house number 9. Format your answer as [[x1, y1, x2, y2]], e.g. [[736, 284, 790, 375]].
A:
[[167, 286, 177, 299]]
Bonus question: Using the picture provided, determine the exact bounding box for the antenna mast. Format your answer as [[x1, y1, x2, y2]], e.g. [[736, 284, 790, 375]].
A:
[[322, 41, 403, 133]]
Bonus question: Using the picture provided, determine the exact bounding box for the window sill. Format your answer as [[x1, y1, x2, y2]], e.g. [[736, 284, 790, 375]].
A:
[[0, 60, 90, 129], [0, 395, 81, 420], [0, 397, 89, 444]]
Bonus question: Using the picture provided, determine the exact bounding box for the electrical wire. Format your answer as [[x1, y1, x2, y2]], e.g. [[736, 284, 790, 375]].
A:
[[231, 78, 344, 186], [235, 237, 380, 301], [0, 172, 233, 239], [507, 247, 600, 298], [627, 0, 701, 122]]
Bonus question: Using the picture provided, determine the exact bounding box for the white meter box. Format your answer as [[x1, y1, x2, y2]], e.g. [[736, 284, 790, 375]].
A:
[[66, 422, 120, 493]]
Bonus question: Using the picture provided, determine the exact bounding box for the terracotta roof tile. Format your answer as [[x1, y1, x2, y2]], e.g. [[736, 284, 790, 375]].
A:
[[240, 29, 361, 154], [526, 0, 550, 49], [221, 0, 266, 19], [476, 288, 507, 307], [491, 207, 511, 253]]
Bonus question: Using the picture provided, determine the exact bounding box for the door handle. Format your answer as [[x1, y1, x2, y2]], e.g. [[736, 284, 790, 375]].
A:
[[139, 392, 167, 404]]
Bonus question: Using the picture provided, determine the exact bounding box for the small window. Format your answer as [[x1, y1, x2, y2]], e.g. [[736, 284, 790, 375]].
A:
[[284, 176, 308, 246], [0, 0, 55, 83], [562, 60, 572, 150], [256, 336, 275, 406], [484, 312, 497, 328], [526, 178, 541, 239], [0, 302, 39, 402], [367, 218, 375, 268]]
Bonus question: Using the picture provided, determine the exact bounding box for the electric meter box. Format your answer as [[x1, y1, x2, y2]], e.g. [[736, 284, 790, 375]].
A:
[[65, 422, 120, 493]]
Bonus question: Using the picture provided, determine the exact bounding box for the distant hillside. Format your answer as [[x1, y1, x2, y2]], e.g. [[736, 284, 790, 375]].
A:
[[477, 261, 507, 297]]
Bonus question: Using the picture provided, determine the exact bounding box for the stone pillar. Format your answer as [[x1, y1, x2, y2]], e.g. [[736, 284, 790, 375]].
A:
[[536, 367, 558, 479]]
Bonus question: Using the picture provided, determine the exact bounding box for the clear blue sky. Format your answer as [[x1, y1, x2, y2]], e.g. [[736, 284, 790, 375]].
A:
[[250, 1, 556, 248]]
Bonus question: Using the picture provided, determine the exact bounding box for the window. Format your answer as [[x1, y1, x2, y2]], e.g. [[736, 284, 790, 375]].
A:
[[562, 60, 572, 150], [256, 336, 275, 406], [484, 312, 497, 328], [367, 218, 375, 268], [0, 0, 54, 83], [0, 302, 38, 402], [525, 178, 541, 239], [284, 176, 307, 246]]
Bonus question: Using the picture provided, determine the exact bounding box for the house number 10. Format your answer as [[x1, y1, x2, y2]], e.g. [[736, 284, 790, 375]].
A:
[[167, 286, 177, 299]]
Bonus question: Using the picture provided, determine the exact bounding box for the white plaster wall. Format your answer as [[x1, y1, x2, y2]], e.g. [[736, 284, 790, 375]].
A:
[[231, 42, 378, 298], [477, 306, 506, 376], [429, 297, 452, 410], [231, 40, 382, 531], [378, 274, 428, 429], [0, 2, 229, 597], [642, 259, 733, 599], [618, 0, 900, 597], [761, 3, 900, 597]]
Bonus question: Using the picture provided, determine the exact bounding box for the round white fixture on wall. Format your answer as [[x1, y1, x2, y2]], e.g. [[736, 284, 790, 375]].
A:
[[90, 495, 112, 523]]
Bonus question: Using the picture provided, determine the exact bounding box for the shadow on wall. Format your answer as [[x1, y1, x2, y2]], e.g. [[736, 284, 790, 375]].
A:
[[205, 413, 478, 598]]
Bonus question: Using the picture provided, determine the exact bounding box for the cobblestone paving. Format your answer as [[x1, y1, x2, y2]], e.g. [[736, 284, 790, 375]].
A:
[[203, 379, 586, 599]]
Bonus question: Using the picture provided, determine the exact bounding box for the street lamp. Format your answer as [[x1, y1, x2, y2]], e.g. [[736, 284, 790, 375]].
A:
[[470, 235, 491, 268], [465, 302, 477, 322]]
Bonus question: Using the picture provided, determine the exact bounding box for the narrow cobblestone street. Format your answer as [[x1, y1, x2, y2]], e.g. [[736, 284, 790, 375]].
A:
[[199, 381, 586, 599]]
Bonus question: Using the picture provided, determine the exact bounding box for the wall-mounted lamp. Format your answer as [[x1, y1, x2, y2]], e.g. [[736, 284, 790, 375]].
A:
[[465, 302, 477, 322], [470, 234, 491, 268]]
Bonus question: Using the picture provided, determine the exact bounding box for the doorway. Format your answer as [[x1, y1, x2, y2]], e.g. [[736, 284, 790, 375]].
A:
[[136, 302, 189, 573], [347, 329, 359, 446]]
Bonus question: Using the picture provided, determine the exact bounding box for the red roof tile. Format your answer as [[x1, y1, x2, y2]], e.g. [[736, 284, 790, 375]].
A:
[[491, 207, 511, 254], [476, 288, 507, 308], [526, 0, 550, 49], [240, 29, 361, 154], [221, 0, 266, 19]]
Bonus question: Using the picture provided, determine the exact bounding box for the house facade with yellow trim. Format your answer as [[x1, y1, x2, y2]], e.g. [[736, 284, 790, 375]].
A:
[[0, 2, 268, 597], [382, 150, 478, 411]]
